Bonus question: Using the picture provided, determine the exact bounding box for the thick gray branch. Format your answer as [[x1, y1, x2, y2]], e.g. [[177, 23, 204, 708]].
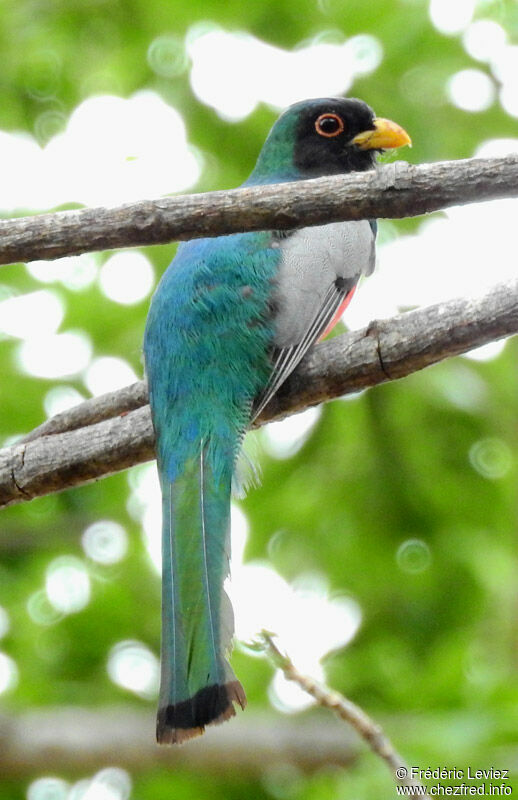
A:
[[0, 708, 356, 775], [0, 155, 517, 266], [1, 278, 516, 509]]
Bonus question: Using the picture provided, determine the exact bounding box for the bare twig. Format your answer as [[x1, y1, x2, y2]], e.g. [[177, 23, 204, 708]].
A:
[[0, 156, 517, 266], [1, 278, 516, 508], [260, 631, 431, 798]]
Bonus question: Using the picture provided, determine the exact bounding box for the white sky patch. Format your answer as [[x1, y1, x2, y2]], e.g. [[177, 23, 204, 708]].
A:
[[27, 254, 98, 291], [429, 0, 475, 35], [47, 92, 201, 206], [78, 769, 132, 800], [127, 463, 162, 572], [0, 290, 64, 340], [475, 138, 518, 159], [447, 69, 494, 113], [43, 385, 85, 418], [464, 340, 508, 362], [270, 668, 317, 713], [45, 556, 91, 614], [17, 330, 92, 379], [99, 251, 154, 305], [187, 25, 382, 120], [107, 640, 159, 699], [231, 563, 361, 712], [262, 406, 321, 460], [487, 44, 518, 119], [0, 91, 201, 212], [347, 153, 518, 361], [0, 130, 43, 211], [83, 356, 138, 396], [500, 82, 518, 119], [490, 44, 518, 87], [27, 777, 70, 800], [230, 514, 361, 713], [462, 20, 507, 63]]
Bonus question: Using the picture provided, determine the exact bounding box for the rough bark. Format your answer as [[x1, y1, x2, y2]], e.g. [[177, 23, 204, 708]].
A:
[[1, 278, 516, 509], [0, 155, 517, 266]]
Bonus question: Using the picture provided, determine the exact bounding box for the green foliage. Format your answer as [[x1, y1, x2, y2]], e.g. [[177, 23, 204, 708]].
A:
[[0, 0, 517, 798]]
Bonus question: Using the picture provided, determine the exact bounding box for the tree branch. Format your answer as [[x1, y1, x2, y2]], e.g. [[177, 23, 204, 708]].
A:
[[261, 632, 431, 798], [1, 278, 516, 509], [0, 707, 357, 776], [0, 156, 517, 266]]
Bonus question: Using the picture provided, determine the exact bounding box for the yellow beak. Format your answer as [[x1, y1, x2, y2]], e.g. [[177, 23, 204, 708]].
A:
[[351, 117, 412, 151]]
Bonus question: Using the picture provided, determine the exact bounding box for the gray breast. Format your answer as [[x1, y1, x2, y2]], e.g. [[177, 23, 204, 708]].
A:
[[272, 220, 375, 348]]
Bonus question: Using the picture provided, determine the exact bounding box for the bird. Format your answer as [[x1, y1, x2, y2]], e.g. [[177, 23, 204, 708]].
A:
[[143, 97, 411, 745]]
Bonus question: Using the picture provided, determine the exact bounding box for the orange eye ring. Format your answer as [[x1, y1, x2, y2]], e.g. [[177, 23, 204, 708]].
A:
[[315, 113, 345, 138]]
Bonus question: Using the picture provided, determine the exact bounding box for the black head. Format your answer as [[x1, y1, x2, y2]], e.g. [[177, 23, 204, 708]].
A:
[[292, 97, 379, 176], [248, 96, 410, 185]]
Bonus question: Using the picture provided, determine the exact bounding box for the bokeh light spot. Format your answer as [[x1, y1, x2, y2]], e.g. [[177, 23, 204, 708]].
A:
[[0, 607, 10, 639], [447, 69, 494, 112], [462, 20, 507, 62], [43, 386, 85, 419], [396, 539, 432, 574], [45, 556, 91, 614], [429, 0, 474, 35], [27, 590, 64, 626], [0, 652, 18, 694], [0, 290, 64, 340], [147, 34, 188, 78], [262, 407, 321, 459], [84, 357, 138, 396], [107, 640, 159, 699], [126, 464, 162, 572], [34, 110, 67, 145], [469, 438, 513, 480], [18, 331, 92, 379], [99, 252, 154, 305], [82, 520, 128, 565], [78, 768, 132, 800], [27, 255, 98, 292]]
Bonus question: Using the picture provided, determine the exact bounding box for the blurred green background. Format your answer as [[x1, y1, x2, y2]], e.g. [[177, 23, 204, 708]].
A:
[[0, 0, 517, 798]]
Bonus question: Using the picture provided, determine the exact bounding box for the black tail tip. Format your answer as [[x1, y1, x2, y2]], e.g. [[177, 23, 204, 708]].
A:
[[156, 681, 246, 745]]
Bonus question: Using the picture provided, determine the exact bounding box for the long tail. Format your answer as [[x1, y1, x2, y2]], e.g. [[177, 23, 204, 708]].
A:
[[156, 442, 246, 744]]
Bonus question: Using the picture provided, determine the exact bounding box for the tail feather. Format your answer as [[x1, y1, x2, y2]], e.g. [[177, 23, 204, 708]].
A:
[[157, 443, 246, 744], [157, 681, 246, 744]]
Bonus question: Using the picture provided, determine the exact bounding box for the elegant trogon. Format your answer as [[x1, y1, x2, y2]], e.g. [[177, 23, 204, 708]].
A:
[[143, 96, 411, 744]]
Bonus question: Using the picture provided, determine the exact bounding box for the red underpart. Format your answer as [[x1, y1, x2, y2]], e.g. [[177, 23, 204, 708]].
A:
[[318, 286, 357, 341]]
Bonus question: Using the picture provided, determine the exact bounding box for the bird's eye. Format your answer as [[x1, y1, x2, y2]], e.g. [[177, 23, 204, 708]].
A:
[[315, 113, 345, 138]]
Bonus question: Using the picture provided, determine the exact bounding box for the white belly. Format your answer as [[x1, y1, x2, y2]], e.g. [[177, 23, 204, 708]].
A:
[[273, 219, 375, 348]]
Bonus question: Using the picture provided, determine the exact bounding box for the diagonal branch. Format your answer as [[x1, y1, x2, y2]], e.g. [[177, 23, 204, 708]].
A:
[[1, 278, 516, 509], [0, 155, 517, 266], [261, 631, 431, 798]]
